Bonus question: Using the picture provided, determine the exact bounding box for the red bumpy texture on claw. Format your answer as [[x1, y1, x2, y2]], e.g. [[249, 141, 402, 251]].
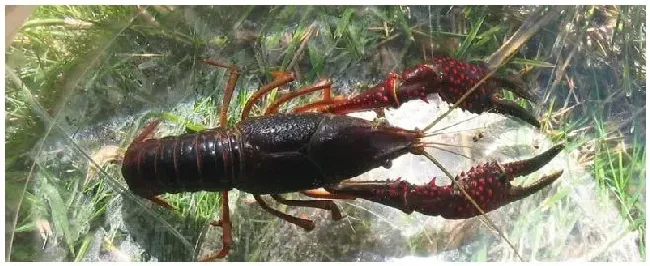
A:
[[408, 57, 540, 128], [397, 57, 491, 112], [326, 143, 564, 219], [323, 56, 540, 128]]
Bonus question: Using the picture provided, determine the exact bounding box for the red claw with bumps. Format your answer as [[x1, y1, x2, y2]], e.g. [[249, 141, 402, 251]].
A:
[[325, 143, 564, 219], [322, 56, 541, 128]]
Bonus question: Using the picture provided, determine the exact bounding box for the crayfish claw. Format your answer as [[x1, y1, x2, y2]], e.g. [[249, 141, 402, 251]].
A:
[[325, 180, 414, 215], [326, 143, 565, 220], [508, 170, 564, 203], [491, 96, 541, 128], [501, 143, 565, 178], [490, 76, 537, 103]]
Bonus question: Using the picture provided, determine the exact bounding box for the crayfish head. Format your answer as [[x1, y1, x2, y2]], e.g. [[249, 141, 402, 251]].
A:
[[308, 115, 423, 182]]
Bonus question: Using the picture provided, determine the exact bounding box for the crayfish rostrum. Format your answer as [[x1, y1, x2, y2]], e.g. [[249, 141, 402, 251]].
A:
[[113, 56, 564, 261]]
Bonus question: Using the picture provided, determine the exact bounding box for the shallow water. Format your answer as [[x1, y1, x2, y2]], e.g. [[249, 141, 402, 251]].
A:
[[5, 6, 643, 262]]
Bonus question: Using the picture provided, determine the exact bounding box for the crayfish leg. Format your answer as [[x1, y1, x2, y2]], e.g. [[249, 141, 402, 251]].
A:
[[241, 72, 296, 120], [264, 79, 333, 115], [292, 98, 346, 113], [200, 190, 233, 261], [300, 188, 357, 200], [133, 120, 161, 142], [254, 194, 315, 231], [201, 59, 241, 127], [271, 194, 345, 221], [148, 196, 175, 210]]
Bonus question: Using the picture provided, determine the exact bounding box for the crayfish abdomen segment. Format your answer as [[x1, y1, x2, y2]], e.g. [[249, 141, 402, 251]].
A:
[[121, 128, 239, 198]]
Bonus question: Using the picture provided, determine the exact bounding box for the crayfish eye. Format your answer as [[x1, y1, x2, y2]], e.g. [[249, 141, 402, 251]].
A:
[[424, 64, 444, 80], [382, 159, 393, 169]]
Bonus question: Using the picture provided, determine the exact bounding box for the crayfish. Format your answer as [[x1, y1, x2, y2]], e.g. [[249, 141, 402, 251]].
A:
[[116, 56, 564, 261]]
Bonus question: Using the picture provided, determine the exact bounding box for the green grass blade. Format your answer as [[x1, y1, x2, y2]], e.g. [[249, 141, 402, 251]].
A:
[[41, 176, 75, 256], [454, 12, 485, 59]]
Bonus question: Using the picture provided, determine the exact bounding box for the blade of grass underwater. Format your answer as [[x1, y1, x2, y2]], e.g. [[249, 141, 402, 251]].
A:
[[485, 6, 565, 69], [21, 17, 95, 30], [412, 29, 469, 39], [232, 6, 255, 31], [40, 172, 75, 256], [74, 235, 93, 262], [307, 41, 325, 81], [14, 222, 37, 233], [368, 7, 390, 24], [394, 7, 414, 42], [454, 12, 485, 59], [334, 8, 355, 39], [159, 112, 208, 132], [344, 23, 363, 58], [473, 25, 502, 47], [509, 57, 555, 68], [280, 7, 314, 70], [543, 185, 571, 207]]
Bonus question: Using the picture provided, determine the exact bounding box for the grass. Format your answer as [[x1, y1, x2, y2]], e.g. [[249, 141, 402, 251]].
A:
[[5, 5, 645, 262]]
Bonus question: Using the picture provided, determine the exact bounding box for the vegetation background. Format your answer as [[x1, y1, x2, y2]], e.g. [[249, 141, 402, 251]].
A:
[[5, 5, 645, 261]]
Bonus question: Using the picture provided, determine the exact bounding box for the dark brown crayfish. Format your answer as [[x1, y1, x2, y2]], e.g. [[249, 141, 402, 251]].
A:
[[118, 57, 563, 261]]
